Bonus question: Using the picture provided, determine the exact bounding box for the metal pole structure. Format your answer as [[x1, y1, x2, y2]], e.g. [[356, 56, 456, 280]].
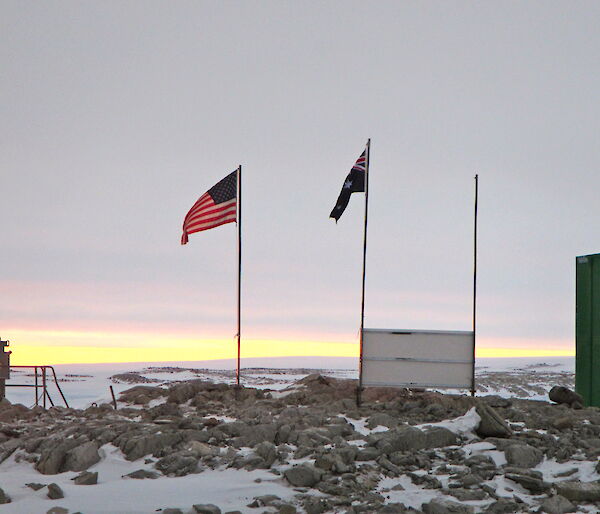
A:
[[471, 174, 479, 397], [42, 367, 47, 409], [236, 165, 242, 387], [357, 139, 371, 407], [35, 367, 39, 407]]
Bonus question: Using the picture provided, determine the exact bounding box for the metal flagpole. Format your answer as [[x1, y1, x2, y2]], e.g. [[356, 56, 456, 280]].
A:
[[471, 174, 478, 397], [236, 165, 242, 387], [357, 139, 371, 406]]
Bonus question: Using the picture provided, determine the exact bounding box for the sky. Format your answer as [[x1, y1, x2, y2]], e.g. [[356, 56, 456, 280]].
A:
[[2, 1, 599, 364]]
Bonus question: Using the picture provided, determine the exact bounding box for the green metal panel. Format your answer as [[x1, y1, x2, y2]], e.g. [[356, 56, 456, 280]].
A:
[[576, 253, 600, 406]]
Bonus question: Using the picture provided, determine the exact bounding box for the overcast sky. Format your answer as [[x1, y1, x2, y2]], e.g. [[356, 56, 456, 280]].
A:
[[2, 1, 599, 360]]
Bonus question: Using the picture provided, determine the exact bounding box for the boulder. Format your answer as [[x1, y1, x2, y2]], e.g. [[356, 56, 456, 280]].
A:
[[46, 508, 68, 514], [377, 426, 427, 453], [423, 498, 474, 513], [193, 504, 221, 514], [504, 444, 543, 468], [0, 486, 10, 504], [366, 413, 398, 429], [188, 441, 219, 458], [118, 432, 183, 461], [36, 445, 70, 475], [483, 499, 522, 513], [549, 386, 583, 408], [47, 483, 64, 500], [379, 504, 407, 513], [355, 447, 380, 461], [246, 494, 280, 508], [555, 481, 600, 502], [424, 427, 459, 448], [155, 451, 199, 476], [124, 469, 160, 479], [539, 495, 576, 514], [504, 472, 549, 493], [475, 403, 512, 438], [447, 488, 487, 501], [254, 441, 277, 467], [73, 471, 98, 485], [64, 441, 100, 472], [284, 464, 322, 487]]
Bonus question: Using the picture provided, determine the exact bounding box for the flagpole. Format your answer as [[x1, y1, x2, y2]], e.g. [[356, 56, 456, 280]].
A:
[[471, 174, 478, 397], [236, 165, 242, 387], [357, 139, 371, 406]]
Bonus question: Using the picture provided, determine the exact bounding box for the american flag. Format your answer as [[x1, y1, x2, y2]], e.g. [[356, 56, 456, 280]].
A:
[[181, 170, 238, 244]]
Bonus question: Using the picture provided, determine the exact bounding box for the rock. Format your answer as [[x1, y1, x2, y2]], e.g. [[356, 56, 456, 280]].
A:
[[254, 441, 277, 467], [504, 473, 549, 493], [482, 395, 512, 408], [378, 456, 402, 475], [458, 472, 484, 487], [379, 504, 407, 513], [447, 488, 487, 501], [302, 497, 329, 514], [277, 505, 297, 514], [188, 441, 219, 458], [47, 483, 64, 500], [538, 495, 576, 514], [162, 509, 183, 514], [367, 413, 398, 429], [475, 403, 512, 438], [26, 483, 46, 491], [284, 464, 322, 487], [408, 472, 442, 489], [424, 427, 459, 448], [314, 452, 353, 474], [555, 481, 600, 502], [423, 497, 474, 513], [193, 505, 222, 514], [73, 471, 98, 485], [504, 444, 543, 468], [377, 426, 427, 452], [155, 452, 199, 476], [46, 508, 68, 514], [124, 469, 160, 479], [355, 447, 380, 461], [484, 499, 522, 513], [0, 486, 10, 504], [118, 431, 183, 461], [549, 386, 583, 408], [553, 417, 574, 430], [554, 468, 578, 478], [247, 494, 280, 507], [36, 446, 68, 475], [64, 441, 100, 472]]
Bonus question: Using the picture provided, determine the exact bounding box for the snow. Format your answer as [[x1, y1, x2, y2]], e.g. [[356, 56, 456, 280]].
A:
[[0, 445, 296, 514], [0, 355, 586, 513], [535, 457, 600, 483], [4, 356, 576, 409], [415, 407, 481, 439]]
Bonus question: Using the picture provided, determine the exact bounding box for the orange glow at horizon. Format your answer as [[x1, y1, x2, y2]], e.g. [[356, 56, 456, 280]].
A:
[[2, 327, 575, 365]]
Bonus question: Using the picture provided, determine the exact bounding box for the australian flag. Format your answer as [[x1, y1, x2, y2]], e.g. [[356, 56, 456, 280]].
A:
[[329, 149, 367, 222]]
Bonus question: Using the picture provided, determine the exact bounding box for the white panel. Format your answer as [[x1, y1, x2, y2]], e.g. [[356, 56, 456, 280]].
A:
[[362, 329, 474, 389]]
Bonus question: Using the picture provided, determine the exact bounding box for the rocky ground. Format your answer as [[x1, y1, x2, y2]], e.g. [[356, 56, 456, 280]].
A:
[[0, 373, 598, 513]]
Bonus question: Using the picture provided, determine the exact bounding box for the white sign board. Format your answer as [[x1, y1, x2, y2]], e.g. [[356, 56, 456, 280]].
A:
[[362, 329, 474, 389]]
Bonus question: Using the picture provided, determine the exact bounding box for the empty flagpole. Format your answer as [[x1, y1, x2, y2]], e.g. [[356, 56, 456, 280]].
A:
[[471, 174, 478, 397], [357, 139, 371, 406], [236, 165, 242, 387]]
